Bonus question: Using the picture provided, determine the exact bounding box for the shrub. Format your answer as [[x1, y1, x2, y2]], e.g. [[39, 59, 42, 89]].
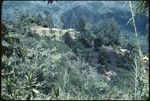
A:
[[62, 32, 76, 49], [94, 18, 120, 47]]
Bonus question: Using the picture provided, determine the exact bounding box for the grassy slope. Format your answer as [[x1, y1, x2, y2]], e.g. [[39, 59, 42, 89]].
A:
[[2, 23, 149, 100]]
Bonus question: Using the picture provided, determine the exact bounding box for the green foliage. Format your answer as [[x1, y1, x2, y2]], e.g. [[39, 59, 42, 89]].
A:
[[135, 1, 149, 15], [62, 32, 76, 49], [131, 56, 149, 100], [94, 18, 120, 47], [2, 5, 149, 100], [14, 10, 53, 28], [78, 18, 86, 32], [94, 37, 103, 51], [25, 72, 40, 100]]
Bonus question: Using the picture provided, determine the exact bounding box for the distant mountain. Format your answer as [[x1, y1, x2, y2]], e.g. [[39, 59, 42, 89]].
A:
[[61, 3, 148, 34], [61, 5, 102, 29], [2, 1, 148, 34]]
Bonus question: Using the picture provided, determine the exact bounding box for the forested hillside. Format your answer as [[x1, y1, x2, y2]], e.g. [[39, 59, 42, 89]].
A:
[[1, 1, 149, 100]]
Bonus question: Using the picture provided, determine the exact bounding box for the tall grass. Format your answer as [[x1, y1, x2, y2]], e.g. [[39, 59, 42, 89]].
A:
[[128, 1, 149, 100], [129, 1, 145, 73]]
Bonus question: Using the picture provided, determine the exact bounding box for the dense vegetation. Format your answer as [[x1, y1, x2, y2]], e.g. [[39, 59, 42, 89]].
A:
[[1, 1, 149, 100]]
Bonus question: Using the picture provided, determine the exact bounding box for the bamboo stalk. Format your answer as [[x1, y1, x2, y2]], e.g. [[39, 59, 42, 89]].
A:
[[129, 1, 145, 73]]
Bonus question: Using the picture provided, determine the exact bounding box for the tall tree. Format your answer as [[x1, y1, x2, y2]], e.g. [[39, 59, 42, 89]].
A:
[[78, 18, 86, 32], [47, 14, 54, 34], [96, 18, 120, 46], [71, 12, 78, 29]]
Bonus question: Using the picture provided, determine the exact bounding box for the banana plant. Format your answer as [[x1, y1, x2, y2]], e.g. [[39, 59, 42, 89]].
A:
[[3, 71, 17, 99], [25, 72, 40, 100]]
